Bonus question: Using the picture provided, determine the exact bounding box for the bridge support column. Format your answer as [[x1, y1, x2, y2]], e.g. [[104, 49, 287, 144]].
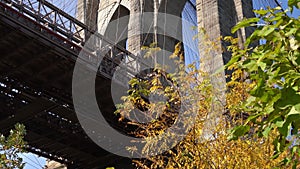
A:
[[77, 0, 99, 39], [127, 0, 144, 55], [196, 0, 255, 139], [196, 0, 254, 73]]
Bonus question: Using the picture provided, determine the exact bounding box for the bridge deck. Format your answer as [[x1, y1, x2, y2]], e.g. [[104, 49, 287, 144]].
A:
[[0, 0, 135, 168]]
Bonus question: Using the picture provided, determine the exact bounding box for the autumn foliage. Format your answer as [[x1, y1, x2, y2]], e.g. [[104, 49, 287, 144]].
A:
[[115, 2, 300, 168]]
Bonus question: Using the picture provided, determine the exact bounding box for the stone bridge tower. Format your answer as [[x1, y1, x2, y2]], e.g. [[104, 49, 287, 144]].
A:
[[76, 0, 255, 137], [77, 0, 254, 75]]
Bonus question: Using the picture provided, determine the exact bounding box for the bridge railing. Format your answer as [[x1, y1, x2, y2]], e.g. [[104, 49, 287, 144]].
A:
[[1, 0, 87, 43], [0, 0, 151, 84]]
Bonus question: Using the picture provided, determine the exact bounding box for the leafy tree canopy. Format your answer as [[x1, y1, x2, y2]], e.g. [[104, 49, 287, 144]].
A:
[[0, 123, 27, 169], [227, 0, 300, 167]]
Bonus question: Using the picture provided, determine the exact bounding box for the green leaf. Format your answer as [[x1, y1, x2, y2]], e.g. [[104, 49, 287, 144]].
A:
[[258, 27, 275, 37], [278, 122, 292, 137], [277, 88, 300, 109], [253, 9, 268, 15], [262, 126, 272, 137], [231, 18, 260, 34], [257, 61, 267, 70], [275, 120, 284, 128], [295, 104, 300, 112], [289, 38, 299, 50], [228, 125, 250, 140], [288, 106, 300, 116]]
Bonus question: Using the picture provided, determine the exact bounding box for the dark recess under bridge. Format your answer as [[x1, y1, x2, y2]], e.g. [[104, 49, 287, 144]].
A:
[[0, 0, 139, 168]]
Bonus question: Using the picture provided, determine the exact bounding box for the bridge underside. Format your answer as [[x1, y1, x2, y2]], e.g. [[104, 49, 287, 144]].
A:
[[0, 0, 281, 168], [0, 3, 133, 169]]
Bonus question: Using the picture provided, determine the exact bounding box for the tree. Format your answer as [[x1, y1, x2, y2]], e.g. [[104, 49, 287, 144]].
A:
[[227, 1, 300, 167], [114, 2, 300, 168], [0, 123, 27, 169], [115, 37, 286, 168]]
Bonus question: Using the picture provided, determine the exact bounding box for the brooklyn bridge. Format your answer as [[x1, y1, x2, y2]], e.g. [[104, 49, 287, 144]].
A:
[[0, 0, 281, 168]]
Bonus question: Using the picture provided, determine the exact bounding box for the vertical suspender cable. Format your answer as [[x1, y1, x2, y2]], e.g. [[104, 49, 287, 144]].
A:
[[83, 0, 87, 38]]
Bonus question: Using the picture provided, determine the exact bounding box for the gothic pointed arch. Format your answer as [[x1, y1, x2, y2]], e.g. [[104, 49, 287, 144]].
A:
[[97, 0, 131, 48]]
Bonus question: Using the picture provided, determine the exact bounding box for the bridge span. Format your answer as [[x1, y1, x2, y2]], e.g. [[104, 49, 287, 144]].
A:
[[0, 0, 140, 168]]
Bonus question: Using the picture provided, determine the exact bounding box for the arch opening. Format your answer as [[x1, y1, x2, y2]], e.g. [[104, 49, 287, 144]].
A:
[[155, 0, 199, 66], [181, 0, 200, 68], [104, 5, 130, 49]]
